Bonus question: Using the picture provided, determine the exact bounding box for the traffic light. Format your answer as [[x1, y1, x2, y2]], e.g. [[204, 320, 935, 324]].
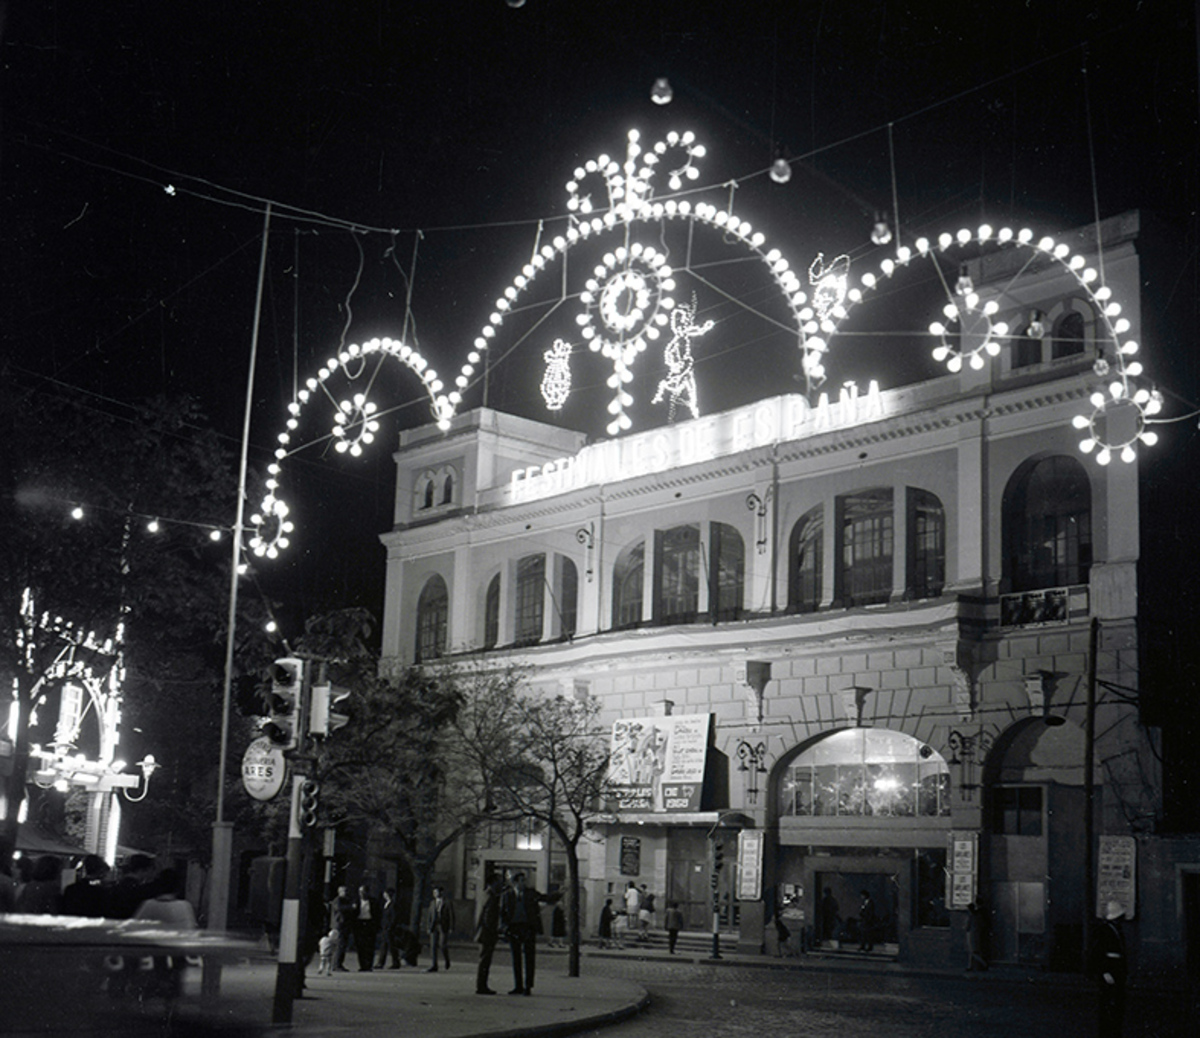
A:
[[262, 657, 304, 750], [299, 779, 320, 828], [309, 683, 351, 737], [713, 841, 725, 871]]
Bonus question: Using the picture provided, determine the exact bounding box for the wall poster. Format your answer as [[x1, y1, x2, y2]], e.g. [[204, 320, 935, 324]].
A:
[[608, 712, 712, 812]]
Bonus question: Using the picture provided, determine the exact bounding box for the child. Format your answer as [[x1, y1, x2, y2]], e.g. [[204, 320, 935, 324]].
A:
[[319, 927, 338, 975]]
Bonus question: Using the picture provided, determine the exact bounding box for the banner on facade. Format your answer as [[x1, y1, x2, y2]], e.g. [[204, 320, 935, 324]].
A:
[[737, 830, 764, 901], [608, 712, 711, 812], [946, 830, 978, 909], [1097, 835, 1136, 920]]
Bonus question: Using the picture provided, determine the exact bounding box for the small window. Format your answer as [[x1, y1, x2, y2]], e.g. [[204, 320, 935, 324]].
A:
[[416, 575, 448, 662], [441, 474, 455, 505], [612, 540, 644, 629], [559, 557, 578, 638], [422, 480, 435, 510], [1051, 310, 1086, 360], [515, 554, 545, 646], [991, 786, 1043, 836]]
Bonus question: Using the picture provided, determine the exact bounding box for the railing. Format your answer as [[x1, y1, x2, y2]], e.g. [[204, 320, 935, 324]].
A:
[[999, 585, 1089, 628]]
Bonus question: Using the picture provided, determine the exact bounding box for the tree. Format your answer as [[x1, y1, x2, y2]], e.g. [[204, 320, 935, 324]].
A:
[[306, 609, 475, 926], [0, 377, 273, 866], [450, 667, 616, 978]]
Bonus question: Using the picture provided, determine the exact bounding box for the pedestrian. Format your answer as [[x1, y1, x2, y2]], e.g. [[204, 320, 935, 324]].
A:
[[499, 871, 558, 996], [61, 854, 111, 917], [14, 854, 63, 914], [965, 901, 988, 971], [638, 884, 655, 941], [327, 884, 356, 971], [857, 889, 877, 953], [375, 887, 401, 969], [664, 901, 684, 954], [133, 868, 197, 999], [354, 884, 380, 971], [474, 877, 504, 994], [318, 927, 338, 975], [598, 898, 615, 948], [623, 880, 640, 938], [819, 886, 840, 942], [426, 884, 455, 971], [1089, 900, 1128, 1038], [109, 854, 157, 919]]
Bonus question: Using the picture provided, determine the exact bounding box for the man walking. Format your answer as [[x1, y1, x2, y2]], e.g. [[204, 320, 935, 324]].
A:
[[474, 877, 504, 994], [328, 885, 356, 971], [375, 887, 401, 969], [426, 885, 455, 971], [354, 884, 380, 971]]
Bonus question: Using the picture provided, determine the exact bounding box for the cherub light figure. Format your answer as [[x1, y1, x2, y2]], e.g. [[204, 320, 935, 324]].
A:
[[541, 338, 573, 411], [652, 297, 713, 421], [808, 252, 851, 325]]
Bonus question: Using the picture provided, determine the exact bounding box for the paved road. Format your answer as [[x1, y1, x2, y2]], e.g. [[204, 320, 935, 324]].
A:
[[572, 958, 1197, 1038]]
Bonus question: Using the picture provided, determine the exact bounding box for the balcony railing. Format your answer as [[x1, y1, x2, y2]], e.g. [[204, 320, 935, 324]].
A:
[[999, 585, 1089, 628]]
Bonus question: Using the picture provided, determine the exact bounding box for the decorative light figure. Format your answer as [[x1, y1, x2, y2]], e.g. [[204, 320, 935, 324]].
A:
[[808, 253, 851, 325], [540, 339, 573, 410], [652, 297, 713, 421]]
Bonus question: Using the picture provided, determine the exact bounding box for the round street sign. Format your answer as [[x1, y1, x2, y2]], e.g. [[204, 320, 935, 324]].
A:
[[241, 736, 286, 801]]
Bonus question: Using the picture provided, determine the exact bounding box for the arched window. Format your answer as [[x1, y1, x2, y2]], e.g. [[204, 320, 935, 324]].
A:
[[441, 473, 455, 505], [559, 557, 578, 638], [907, 489, 945, 600], [515, 554, 546, 646], [710, 522, 744, 621], [789, 506, 824, 612], [484, 574, 500, 649], [415, 574, 448, 662], [779, 728, 951, 818], [1051, 309, 1086, 360], [422, 479, 435, 510], [1003, 456, 1092, 592], [612, 540, 644, 629], [655, 525, 700, 623]]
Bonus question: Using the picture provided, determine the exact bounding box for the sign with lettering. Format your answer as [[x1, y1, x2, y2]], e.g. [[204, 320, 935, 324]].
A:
[[608, 713, 711, 813], [509, 384, 887, 504], [1097, 835, 1136, 919], [241, 736, 286, 801], [946, 831, 978, 909], [737, 830, 764, 901], [619, 836, 641, 877]]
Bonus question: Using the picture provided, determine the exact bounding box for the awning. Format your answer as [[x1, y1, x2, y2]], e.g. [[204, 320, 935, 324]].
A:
[[15, 825, 85, 857]]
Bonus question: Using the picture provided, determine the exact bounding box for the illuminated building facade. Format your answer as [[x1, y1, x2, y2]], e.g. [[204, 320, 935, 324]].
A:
[[378, 212, 1182, 974]]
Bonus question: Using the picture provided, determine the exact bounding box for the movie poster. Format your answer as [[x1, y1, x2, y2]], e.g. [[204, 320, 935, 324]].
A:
[[608, 713, 711, 812]]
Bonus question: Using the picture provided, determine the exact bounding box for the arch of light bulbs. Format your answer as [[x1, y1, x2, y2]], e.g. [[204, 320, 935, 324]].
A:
[[248, 336, 453, 558], [825, 224, 1159, 466]]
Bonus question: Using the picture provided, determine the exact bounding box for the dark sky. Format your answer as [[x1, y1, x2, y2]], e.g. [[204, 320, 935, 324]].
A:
[[4, 0, 1198, 624]]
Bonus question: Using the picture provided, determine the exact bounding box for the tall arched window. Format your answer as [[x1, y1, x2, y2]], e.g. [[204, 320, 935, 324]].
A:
[[779, 728, 951, 818], [789, 505, 824, 612], [484, 574, 500, 649], [441, 473, 455, 505], [515, 554, 545, 646], [559, 557, 578, 638], [710, 522, 744, 621], [415, 574, 448, 662], [1051, 309, 1086, 359], [655, 525, 700, 623], [837, 488, 893, 607], [612, 540, 644, 629], [1003, 456, 1092, 592]]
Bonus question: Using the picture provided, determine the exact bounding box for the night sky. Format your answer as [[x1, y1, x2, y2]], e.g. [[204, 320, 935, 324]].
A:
[[4, 1, 1198, 625]]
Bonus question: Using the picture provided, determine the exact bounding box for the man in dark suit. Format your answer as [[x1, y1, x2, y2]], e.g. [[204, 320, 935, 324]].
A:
[[426, 885, 455, 971], [499, 871, 559, 996], [328, 885, 356, 971], [374, 887, 401, 969], [353, 884, 380, 971], [473, 877, 504, 994]]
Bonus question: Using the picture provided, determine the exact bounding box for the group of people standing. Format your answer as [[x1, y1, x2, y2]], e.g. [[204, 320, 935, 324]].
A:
[[321, 883, 421, 974]]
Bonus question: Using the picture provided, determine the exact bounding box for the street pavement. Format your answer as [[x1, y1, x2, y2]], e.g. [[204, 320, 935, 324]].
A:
[[74, 935, 1189, 1037]]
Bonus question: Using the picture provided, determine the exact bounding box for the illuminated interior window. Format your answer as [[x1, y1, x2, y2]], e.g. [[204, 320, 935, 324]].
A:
[[789, 505, 824, 613], [779, 728, 951, 818], [612, 540, 644, 629], [655, 525, 700, 623], [837, 489, 894, 607], [1002, 455, 1092, 593], [416, 574, 448, 662]]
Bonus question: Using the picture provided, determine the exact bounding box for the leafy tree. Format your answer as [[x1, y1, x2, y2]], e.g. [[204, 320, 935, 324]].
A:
[[305, 609, 475, 926], [0, 377, 273, 866], [449, 667, 615, 978]]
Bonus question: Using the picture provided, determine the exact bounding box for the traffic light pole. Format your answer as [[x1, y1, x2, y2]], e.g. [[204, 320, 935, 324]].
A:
[[710, 838, 722, 959]]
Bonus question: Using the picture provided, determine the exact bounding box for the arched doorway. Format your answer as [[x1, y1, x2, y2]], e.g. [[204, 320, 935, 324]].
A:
[[982, 718, 1089, 967]]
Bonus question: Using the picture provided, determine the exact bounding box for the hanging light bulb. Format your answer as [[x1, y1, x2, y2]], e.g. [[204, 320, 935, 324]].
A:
[[505, 0, 526, 7], [651, 77, 673, 105], [954, 266, 974, 297], [770, 156, 792, 184], [1027, 310, 1045, 339], [871, 214, 893, 246]]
